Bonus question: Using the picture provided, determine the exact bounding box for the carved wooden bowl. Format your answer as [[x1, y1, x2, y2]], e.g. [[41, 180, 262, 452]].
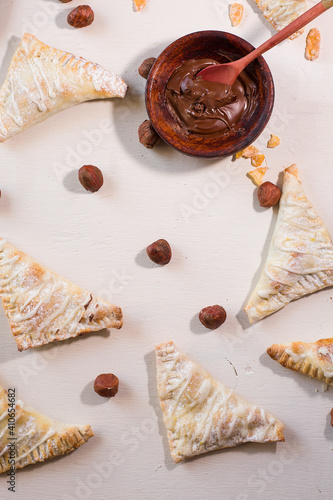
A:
[[145, 31, 274, 158]]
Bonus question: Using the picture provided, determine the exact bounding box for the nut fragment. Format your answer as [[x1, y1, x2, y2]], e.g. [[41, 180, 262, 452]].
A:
[[257, 181, 281, 208], [78, 165, 103, 192], [229, 3, 244, 27], [133, 0, 147, 11], [67, 5, 94, 28], [199, 305, 227, 330], [251, 152, 265, 168], [138, 120, 161, 149], [305, 28, 320, 61], [242, 146, 259, 159], [138, 57, 156, 79], [146, 239, 172, 265], [330, 408, 333, 427], [247, 167, 267, 186], [94, 374, 119, 398], [267, 134, 280, 148]]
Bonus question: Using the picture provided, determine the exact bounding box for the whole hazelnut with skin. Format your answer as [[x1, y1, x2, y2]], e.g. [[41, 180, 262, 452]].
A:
[[78, 165, 103, 192], [146, 239, 172, 265], [59, 0, 72, 3], [138, 120, 161, 149], [138, 57, 156, 79], [199, 305, 227, 330], [67, 5, 94, 28], [257, 181, 281, 208], [94, 374, 119, 398]]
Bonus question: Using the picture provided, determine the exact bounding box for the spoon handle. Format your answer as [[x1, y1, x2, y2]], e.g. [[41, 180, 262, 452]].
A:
[[239, 0, 332, 71]]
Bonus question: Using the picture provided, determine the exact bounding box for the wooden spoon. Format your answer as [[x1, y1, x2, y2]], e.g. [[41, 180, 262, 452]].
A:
[[199, 0, 333, 85]]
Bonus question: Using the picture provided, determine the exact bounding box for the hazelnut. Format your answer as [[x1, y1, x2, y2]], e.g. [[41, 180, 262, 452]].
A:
[[94, 374, 119, 398], [59, 0, 72, 3], [138, 57, 156, 79], [330, 408, 333, 427], [257, 181, 281, 208], [67, 5, 94, 28], [146, 239, 172, 265], [199, 305, 227, 330], [138, 120, 161, 149], [78, 165, 103, 192]]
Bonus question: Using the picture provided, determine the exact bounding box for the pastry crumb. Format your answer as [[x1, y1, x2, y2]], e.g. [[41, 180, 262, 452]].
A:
[[251, 152, 266, 168], [234, 150, 244, 160], [267, 134, 280, 148], [242, 146, 259, 158], [229, 3, 244, 26], [247, 167, 267, 186], [305, 28, 320, 61], [133, 0, 147, 11]]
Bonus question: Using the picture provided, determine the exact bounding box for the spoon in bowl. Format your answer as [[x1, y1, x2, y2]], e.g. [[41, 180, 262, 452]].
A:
[[198, 0, 333, 86]]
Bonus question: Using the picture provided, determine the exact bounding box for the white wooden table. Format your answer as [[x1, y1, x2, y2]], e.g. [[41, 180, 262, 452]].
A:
[[0, 0, 332, 499]]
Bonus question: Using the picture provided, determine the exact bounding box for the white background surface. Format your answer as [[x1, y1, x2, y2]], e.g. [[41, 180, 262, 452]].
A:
[[0, 0, 333, 499]]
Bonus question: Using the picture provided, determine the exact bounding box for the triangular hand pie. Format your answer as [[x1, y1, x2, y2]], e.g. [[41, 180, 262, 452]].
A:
[[254, 0, 307, 39], [155, 341, 284, 463], [245, 165, 333, 323], [0, 385, 93, 474], [267, 338, 333, 385], [0, 33, 127, 142], [0, 238, 123, 351]]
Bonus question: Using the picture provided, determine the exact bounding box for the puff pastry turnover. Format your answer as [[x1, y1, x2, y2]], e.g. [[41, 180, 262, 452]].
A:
[[155, 341, 284, 463], [268, 338, 333, 385], [0, 385, 93, 474], [0, 238, 123, 351], [0, 33, 127, 142], [254, 0, 307, 39], [245, 165, 333, 323]]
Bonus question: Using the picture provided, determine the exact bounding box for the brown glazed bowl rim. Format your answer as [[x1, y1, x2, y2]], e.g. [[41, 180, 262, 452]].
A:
[[145, 30, 274, 158]]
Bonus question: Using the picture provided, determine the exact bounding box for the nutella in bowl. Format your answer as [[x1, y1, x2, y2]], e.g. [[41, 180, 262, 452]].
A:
[[165, 58, 258, 137], [145, 31, 274, 158]]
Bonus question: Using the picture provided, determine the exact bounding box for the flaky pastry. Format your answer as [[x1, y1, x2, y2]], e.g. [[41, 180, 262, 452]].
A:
[[268, 338, 333, 385], [245, 165, 333, 323], [254, 0, 307, 39], [0, 33, 127, 142], [155, 341, 284, 463], [0, 238, 123, 351], [0, 385, 93, 474]]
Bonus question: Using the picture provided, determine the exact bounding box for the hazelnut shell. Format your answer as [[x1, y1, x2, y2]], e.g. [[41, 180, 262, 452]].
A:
[[94, 374, 119, 398]]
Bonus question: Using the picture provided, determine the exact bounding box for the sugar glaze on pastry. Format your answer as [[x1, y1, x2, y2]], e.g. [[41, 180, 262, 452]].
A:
[[155, 341, 284, 462], [245, 165, 333, 323], [0, 238, 123, 350], [0, 33, 127, 142], [0, 385, 93, 473], [254, 0, 307, 38]]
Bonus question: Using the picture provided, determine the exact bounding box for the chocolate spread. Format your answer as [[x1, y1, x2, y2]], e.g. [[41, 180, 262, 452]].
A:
[[165, 58, 258, 136]]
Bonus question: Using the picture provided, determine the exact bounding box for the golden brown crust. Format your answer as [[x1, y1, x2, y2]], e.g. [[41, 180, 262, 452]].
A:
[[0, 238, 123, 350], [0, 385, 93, 474], [245, 166, 333, 323], [156, 341, 284, 463], [267, 338, 333, 385], [0, 33, 127, 142]]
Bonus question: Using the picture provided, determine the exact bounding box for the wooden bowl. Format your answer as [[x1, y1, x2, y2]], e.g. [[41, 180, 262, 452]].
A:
[[145, 31, 274, 158]]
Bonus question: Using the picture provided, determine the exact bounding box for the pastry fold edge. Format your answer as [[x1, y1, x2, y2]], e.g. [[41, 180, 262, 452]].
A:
[[253, 0, 307, 39], [267, 338, 333, 386], [0, 238, 123, 351], [0, 33, 127, 142], [156, 341, 284, 463], [245, 165, 333, 323], [0, 385, 93, 474]]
